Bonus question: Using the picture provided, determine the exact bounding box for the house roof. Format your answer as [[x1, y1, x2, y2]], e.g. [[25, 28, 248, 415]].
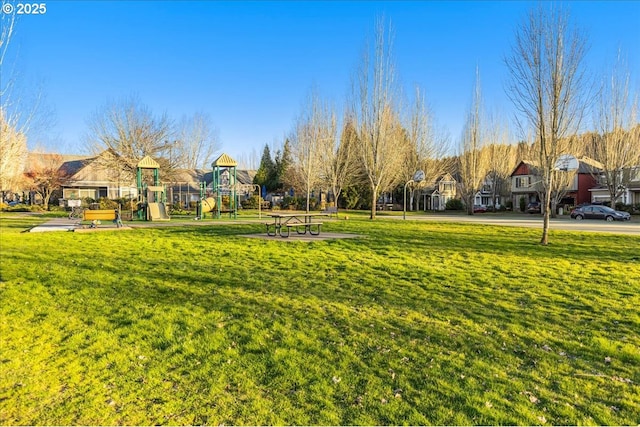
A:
[[576, 157, 602, 174], [58, 157, 94, 176], [25, 153, 89, 170], [510, 160, 538, 177], [510, 158, 601, 176]]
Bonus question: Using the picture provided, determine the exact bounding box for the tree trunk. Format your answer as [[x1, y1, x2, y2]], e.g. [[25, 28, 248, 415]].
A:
[[370, 184, 378, 220], [540, 186, 552, 245]]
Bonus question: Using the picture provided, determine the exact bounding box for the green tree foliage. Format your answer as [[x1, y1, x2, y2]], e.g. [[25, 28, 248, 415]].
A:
[[274, 139, 294, 191], [253, 144, 277, 191]]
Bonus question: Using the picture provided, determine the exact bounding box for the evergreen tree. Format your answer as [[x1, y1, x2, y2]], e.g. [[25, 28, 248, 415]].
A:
[[275, 139, 294, 191], [253, 144, 276, 191]]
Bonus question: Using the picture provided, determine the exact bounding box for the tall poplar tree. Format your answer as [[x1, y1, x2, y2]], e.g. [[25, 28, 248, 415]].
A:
[[505, 5, 589, 245]]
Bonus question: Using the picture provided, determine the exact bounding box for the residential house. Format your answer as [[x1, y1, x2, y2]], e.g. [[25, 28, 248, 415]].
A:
[[419, 173, 457, 211], [19, 152, 97, 205], [589, 165, 640, 207], [60, 150, 137, 202], [16, 150, 256, 208], [473, 174, 510, 209], [510, 159, 600, 211]]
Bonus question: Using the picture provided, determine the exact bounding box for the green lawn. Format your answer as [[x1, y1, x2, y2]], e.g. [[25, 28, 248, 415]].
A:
[[0, 213, 638, 425]]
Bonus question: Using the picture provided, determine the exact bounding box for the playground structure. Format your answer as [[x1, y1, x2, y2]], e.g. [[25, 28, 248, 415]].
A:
[[196, 191, 217, 219], [136, 156, 170, 221], [197, 153, 240, 219]]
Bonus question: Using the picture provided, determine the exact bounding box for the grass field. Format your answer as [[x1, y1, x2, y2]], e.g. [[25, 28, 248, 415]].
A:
[[0, 213, 638, 425]]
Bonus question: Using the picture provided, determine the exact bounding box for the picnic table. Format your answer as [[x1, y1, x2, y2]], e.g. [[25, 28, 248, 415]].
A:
[[265, 212, 328, 238]]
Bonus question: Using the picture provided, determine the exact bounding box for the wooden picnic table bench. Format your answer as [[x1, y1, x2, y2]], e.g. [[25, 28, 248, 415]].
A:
[[265, 212, 327, 238]]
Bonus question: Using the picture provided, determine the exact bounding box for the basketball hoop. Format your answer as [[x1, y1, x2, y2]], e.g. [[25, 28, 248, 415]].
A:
[[554, 154, 579, 172]]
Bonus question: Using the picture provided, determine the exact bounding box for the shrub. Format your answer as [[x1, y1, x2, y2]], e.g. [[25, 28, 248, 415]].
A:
[[519, 196, 526, 213], [614, 202, 634, 214], [445, 199, 464, 211], [241, 195, 260, 209], [280, 195, 295, 209], [169, 206, 191, 215], [114, 197, 136, 211], [99, 197, 118, 210], [4, 203, 33, 212]]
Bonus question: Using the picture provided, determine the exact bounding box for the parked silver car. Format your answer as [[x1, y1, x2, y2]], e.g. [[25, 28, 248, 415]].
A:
[[570, 205, 631, 221]]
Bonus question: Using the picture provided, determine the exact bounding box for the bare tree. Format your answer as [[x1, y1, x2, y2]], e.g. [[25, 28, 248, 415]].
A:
[[1, 5, 52, 156], [485, 114, 517, 209], [290, 88, 336, 212], [320, 115, 359, 210], [0, 5, 18, 100], [236, 148, 260, 170], [458, 69, 490, 215], [505, 5, 589, 245], [174, 112, 220, 169], [23, 152, 70, 210], [590, 51, 640, 206], [403, 86, 450, 211], [86, 96, 175, 180], [351, 17, 408, 219], [0, 108, 27, 199]]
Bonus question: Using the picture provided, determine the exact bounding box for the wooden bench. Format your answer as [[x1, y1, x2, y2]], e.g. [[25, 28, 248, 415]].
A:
[[83, 209, 116, 221], [82, 209, 124, 228]]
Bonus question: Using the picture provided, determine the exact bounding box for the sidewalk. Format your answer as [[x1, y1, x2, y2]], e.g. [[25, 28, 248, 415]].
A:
[[28, 218, 131, 233], [28, 218, 79, 232]]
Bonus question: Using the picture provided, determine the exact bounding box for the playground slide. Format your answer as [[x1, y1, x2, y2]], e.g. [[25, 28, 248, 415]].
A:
[[148, 202, 171, 221], [201, 197, 216, 214]]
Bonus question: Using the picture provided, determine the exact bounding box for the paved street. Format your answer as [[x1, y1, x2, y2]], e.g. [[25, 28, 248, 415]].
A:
[[401, 213, 640, 236]]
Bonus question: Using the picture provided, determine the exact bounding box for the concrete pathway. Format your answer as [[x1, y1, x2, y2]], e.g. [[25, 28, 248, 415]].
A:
[[28, 217, 131, 233], [28, 217, 80, 232]]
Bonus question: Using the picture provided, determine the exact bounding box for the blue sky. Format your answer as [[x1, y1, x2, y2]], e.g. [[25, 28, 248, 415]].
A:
[[8, 0, 640, 164]]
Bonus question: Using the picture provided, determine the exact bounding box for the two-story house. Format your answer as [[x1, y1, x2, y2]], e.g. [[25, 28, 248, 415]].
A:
[[510, 159, 600, 211], [473, 174, 510, 209], [419, 173, 457, 211], [589, 165, 640, 207]]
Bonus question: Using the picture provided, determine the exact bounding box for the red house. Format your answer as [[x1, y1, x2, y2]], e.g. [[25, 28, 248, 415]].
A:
[[510, 158, 600, 211]]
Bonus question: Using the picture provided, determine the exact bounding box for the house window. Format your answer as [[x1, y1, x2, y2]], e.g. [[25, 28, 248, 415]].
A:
[[120, 187, 137, 199], [78, 189, 97, 199], [515, 176, 531, 188]]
